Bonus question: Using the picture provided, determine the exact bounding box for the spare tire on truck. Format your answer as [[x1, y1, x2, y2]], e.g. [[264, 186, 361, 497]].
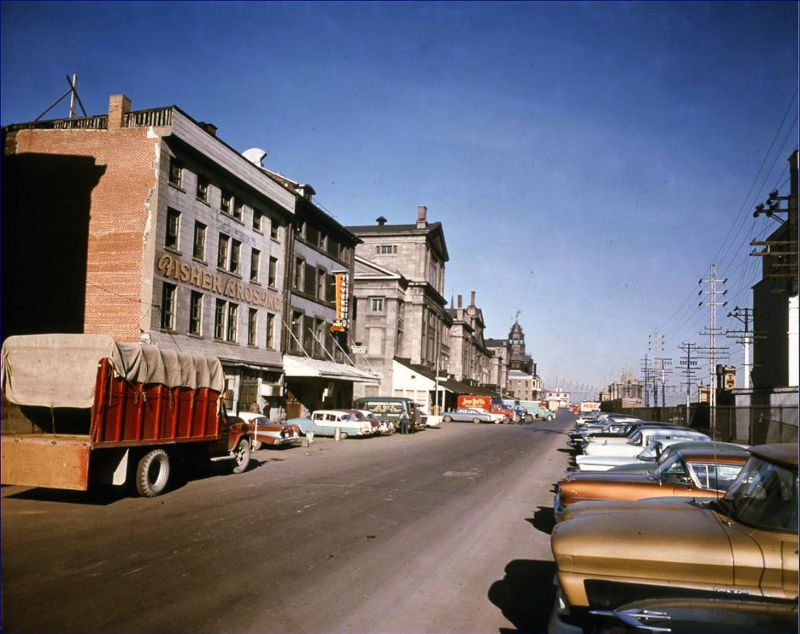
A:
[[135, 449, 170, 497]]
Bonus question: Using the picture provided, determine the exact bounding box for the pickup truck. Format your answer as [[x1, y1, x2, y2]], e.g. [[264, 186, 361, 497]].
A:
[[1, 334, 253, 497]]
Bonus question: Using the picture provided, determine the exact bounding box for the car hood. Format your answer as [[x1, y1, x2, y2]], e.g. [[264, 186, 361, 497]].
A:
[[562, 470, 650, 483], [552, 501, 732, 585]]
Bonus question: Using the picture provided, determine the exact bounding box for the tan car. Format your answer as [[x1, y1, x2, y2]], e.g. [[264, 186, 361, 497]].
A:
[[549, 444, 798, 634], [554, 447, 748, 522]]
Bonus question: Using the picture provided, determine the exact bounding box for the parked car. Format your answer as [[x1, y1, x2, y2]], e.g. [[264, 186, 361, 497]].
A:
[[288, 410, 375, 438], [554, 446, 749, 522], [586, 595, 798, 634], [441, 408, 496, 423], [237, 412, 302, 450], [579, 427, 710, 458], [352, 409, 395, 435], [351, 397, 425, 432], [550, 444, 798, 633], [604, 440, 749, 474]]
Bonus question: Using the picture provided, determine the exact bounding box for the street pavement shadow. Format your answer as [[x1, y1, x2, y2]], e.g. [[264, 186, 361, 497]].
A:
[[489, 559, 557, 634], [526, 506, 556, 535]]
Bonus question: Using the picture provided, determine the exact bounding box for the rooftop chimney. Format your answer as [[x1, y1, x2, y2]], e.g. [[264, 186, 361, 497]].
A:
[[108, 94, 131, 130], [457, 295, 463, 308], [376, 216, 387, 226], [470, 290, 476, 306], [416, 205, 427, 229], [198, 122, 217, 137]]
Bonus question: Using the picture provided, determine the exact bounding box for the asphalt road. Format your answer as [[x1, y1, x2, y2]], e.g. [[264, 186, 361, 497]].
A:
[[2, 412, 575, 633]]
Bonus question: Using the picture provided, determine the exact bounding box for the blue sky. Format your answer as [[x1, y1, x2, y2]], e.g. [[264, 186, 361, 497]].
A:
[[2, 1, 797, 400]]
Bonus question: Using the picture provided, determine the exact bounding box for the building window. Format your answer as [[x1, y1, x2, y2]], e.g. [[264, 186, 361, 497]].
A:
[[253, 210, 263, 232], [233, 198, 244, 221], [192, 222, 206, 260], [250, 248, 260, 282], [165, 208, 180, 250], [189, 291, 203, 335], [377, 245, 396, 254], [305, 224, 319, 246], [248, 308, 258, 346], [266, 313, 276, 349], [303, 263, 316, 296], [168, 158, 183, 188], [217, 234, 230, 269], [196, 175, 209, 202], [270, 222, 279, 240], [327, 273, 336, 307], [290, 310, 304, 354], [293, 257, 304, 290], [370, 297, 384, 312], [327, 237, 339, 259], [317, 267, 326, 301], [226, 303, 238, 342], [268, 256, 278, 287], [214, 299, 226, 340], [220, 190, 232, 215], [230, 239, 241, 274], [161, 283, 177, 330]]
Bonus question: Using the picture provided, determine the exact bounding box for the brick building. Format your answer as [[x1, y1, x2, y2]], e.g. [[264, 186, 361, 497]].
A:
[[3, 95, 295, 412]]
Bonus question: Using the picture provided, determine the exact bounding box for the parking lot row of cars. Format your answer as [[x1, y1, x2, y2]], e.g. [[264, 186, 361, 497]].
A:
[[547, 411, 798, 633]]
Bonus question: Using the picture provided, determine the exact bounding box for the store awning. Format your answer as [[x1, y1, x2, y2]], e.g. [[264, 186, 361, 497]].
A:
[[283, 355, 379, 383]]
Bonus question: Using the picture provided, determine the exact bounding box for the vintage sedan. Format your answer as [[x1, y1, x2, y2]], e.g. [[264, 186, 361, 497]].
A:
[[352, 409, 395, 435], [605, 440, 749, 474], [289, 409, 375, 438], [554, 447, 749, 522], [236, 412, 302, 450], [576, 428, 710, 465], [549, 444, 798, 634], [441, 408, 496, 423]]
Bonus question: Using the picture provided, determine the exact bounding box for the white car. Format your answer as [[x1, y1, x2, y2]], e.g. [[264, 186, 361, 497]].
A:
[[582, 428, 711, 457], [577, 431, 712, 471]]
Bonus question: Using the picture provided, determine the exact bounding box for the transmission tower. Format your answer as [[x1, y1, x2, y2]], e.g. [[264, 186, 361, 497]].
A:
[[698, 264, 730, 433], [678, 342, 700, 409], [649, 330, 673, 407]]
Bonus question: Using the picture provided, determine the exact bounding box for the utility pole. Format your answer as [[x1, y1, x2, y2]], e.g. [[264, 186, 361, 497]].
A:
[[679, 342, 700, 423], [640, 355, 652, 408], [726, 306, 753, 389], [649, 330, 673, 407], [698, 264, 729, 436]]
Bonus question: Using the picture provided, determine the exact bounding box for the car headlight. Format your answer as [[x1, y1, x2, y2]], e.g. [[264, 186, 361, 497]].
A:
[[555, 586, 570, 615]]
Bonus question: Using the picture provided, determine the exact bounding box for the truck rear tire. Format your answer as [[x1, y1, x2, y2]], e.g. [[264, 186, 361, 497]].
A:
[[135, 449, 170, 497], [232, 438, 250, 474]]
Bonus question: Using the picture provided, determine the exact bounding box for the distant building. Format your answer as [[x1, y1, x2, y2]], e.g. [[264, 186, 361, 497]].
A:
[[348, 207, 452, 404], [3, 95, 295, 412], [447, 291, 492, 386], [508, 320, 535, 375], [507, 370, 540, 402], [602, 371, 643, 405], [484, 337, 510, 393]]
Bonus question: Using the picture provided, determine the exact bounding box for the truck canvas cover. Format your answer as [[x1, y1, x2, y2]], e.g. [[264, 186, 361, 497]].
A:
[[2, 334, 225, 409]]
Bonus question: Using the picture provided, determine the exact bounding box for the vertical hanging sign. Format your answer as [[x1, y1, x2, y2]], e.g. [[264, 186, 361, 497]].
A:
[[330, 271, 350, 333]]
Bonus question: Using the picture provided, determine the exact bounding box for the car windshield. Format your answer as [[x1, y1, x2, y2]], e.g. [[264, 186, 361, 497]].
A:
[[651, 454, 692, 484], [637, 444, 658, 460], [721, 456, 798, 532], [627, 431, 643, 446]]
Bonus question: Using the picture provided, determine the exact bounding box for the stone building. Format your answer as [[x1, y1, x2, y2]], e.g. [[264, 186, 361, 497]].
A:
[[447, 291, 492, 386], [347, 206, 452, 401], [2, 95, 295, 412], [484, 338, 509, 394], [246, 153, 375, 418]]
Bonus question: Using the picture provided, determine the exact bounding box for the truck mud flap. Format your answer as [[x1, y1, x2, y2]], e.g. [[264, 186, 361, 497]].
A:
[[1, 435, 91, 491]]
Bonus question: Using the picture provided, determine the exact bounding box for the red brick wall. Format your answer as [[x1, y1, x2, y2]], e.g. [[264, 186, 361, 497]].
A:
[[11, 127, 158, 341]]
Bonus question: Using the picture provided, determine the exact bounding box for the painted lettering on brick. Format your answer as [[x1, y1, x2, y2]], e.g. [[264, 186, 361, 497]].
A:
[[156, 252, 282, 310]]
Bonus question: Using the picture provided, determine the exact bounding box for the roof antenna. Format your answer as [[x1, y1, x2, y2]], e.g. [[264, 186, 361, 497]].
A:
[[34, 74, 87, 122]]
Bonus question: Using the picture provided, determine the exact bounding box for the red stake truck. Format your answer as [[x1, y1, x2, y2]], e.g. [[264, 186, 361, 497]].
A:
[[1, 334, 252, 497]]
